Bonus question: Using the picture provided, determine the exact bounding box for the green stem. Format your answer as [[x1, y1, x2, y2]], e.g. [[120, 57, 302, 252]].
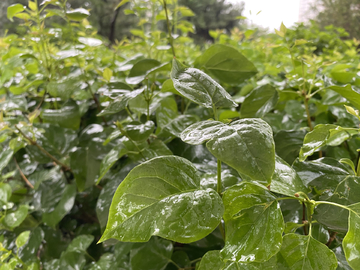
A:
[[304, 97, 313, 131], [163, 0, 176, 57], [217, 159, 222, 195], [314, 201, 350, 211]]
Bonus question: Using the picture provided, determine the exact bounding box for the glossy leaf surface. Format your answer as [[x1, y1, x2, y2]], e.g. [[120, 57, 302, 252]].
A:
[[100, 156, 224, 243], [171, 58, 237, 109], [277, 233, 337, 270], [182, 119, 275, 184], [343, 203, 360, 270], [98, 88, 144, 116], [221, 182, 284, 262], [271, 155, 309, 197]]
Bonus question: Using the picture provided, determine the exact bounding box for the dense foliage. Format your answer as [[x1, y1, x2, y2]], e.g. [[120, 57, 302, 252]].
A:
[[2, 1, 360, 270]]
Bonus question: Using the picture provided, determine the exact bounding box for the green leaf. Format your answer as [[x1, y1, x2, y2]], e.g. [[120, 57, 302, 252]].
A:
[[221, 182, 284, 262], [328, 84, 360, 111], [18, 227, 44, 262], [339, 158, 356, 173], [277, 233, 337, 270], [42, 100, 81, 130], [126, 59, 170, 85], [194, 44, 257, 84], [98, 88, 144, 116], [15, 231, 30, 248], [344, 105, 360, 121], [99, 156, 224, 243], [299, 124, 359, 161], [7, 4, 25, 22], [198, 250, 277, 270], [271, 155, 309, 197], [2, 205, 28, 229], [171, 58, 237, 109], [66, 8, 90, 21], [0, 149, 13, 174], [42, 183, 76, 228], [330, 64, 356, 84], [343, 203, 360, 269], [130, 237, 172, 270], [240, 84, 278, 118], [274, 130, 306, 164], [66, 235, 94, 253], [293, 157, 352, 189], [0, 183, 12, 205], [125, 121, 155, 142], [47, 79, 81, 100], [97, 143, 129, 184], [182, 119, 276, 185], [115, 0, 130, 10], [103, 68, 113, 82]]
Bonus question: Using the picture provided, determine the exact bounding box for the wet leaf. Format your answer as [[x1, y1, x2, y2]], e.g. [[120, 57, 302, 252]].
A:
[[42, 183, 76, 228], [2, 205, 28, 229], [99, 156, 224, 243], [277, 233, 337, 270], [271, 155, 309, 197], [182, 119, 275, 185], [171, 58, 237, 109], [343, 202, 360, 269], [221, 182, 284, 263]]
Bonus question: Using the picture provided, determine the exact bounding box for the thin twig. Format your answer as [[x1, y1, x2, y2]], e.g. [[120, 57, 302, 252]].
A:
[[326, 231, 338, 247], [14, 158, 34, 189], [15, 125, 72, 172]]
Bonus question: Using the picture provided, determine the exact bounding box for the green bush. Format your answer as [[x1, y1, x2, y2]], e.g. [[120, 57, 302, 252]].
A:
[[1, 1, 360, 270]]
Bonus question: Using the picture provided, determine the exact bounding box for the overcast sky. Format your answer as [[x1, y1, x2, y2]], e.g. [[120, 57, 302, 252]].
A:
[[230, 0, 301, 31]]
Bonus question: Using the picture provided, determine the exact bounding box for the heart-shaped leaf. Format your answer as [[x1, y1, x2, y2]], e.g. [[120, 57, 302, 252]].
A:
[[99, 156, 224, 243], [171, 58, 237, 109]]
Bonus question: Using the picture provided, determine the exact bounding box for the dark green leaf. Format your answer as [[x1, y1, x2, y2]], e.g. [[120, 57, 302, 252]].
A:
[[97, 143, 128, 184], [271, 155, 309, 197], [99, 156, 223, 243], [277, 233, 337, 270], [42, 100, 81, 130], [182, 119, 275, 185], [274, 130, 306, 164], [240, 84, 278, 118], [221, 182, 284, 263], [171, 58, 237, 109], [42, 183, 76, 228], [66, 235, 94, 253], [130, 237, 172, 270]]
